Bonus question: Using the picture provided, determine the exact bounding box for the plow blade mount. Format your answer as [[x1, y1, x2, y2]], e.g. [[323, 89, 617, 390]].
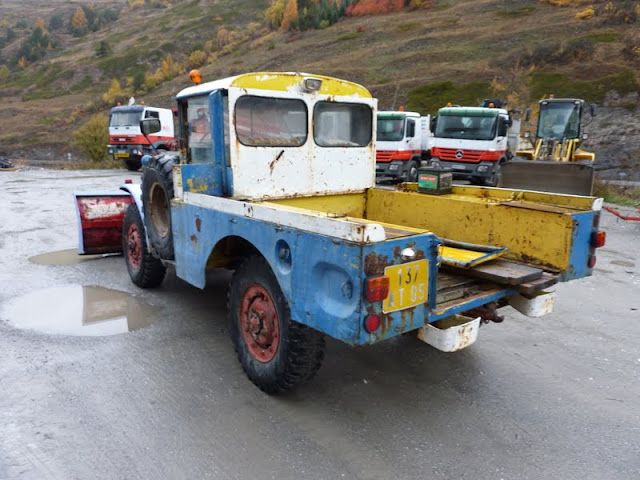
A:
[[501, 159, 594, 196], [74, 192, 132, 255]]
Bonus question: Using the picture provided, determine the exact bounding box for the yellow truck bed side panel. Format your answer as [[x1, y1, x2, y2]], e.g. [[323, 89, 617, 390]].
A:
[[366, 187, 583, 272], [269, 193, 367, 219]]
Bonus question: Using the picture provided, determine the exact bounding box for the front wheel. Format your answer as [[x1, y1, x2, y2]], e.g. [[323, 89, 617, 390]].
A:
[[484, 163, 502, 187], [406, 160, 419, 182], [229, 255, 325, 394], [124, 156, 142, 171], [122, 203, 166, 288]]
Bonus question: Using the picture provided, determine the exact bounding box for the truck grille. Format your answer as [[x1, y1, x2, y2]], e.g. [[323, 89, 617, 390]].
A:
[[376, 150, 393, 162], [437, 148, 482, 163]]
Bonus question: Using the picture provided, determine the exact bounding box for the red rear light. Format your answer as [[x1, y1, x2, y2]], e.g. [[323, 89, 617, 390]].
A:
[[592, 231, 606, 248], [588, 255, 597, 268], [365, 276, 390, 302], [364, 314, 381, 333], [125, 179, 133, 184]]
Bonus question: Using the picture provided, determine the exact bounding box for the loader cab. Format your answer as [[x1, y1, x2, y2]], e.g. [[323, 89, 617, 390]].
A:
[[536, 99, 585, 141]]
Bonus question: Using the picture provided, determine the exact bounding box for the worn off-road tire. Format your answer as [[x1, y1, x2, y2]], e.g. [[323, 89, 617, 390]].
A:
[[229, 255, 325, 394], [142, 154, 176, 260], [122, 203, 166, 288]]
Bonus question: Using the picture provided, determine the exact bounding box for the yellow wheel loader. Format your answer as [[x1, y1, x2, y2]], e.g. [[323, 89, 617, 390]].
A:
[[501, 98, 596, 195]]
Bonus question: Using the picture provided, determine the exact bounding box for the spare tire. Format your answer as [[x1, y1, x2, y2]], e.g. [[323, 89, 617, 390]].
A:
[[142, 153, 178, 260]]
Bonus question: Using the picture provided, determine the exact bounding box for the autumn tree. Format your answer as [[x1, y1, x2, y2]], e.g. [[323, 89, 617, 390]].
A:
[[70, 7, 89, 36], [217, 26, 229, 48], [281, 0, 299, 30], [188, 50, 208, 69], [102, 79, 126, 105], [265, 0, 286, 29], [73, 115, 109, 164], [346, 0, 405, 16]]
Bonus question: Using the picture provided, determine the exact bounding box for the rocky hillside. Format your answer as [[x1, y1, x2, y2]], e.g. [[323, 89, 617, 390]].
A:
[[0, 0, 638, 178]]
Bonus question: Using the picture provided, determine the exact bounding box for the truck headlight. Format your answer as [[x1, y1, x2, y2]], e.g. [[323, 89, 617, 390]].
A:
[[477, 165, 489, 172], [389, 164, 399, 171]]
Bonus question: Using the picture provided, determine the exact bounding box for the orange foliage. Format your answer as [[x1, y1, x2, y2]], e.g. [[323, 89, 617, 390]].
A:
[[281, 0, 299, 30], [346, 0, 405, 16]]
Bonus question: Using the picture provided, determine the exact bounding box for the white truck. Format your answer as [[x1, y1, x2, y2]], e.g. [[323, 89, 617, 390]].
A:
[[375, 110, 431, 182], [107, 104, 176, 171], [429, 104, 512, 186]]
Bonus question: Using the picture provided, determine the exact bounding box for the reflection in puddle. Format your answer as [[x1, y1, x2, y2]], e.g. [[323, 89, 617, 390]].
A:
[[30, 249, 119, 266], [3, 285, 158, 336]]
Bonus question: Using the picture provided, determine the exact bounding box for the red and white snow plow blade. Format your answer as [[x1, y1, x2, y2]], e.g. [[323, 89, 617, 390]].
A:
[[74, 192, 132, 254]]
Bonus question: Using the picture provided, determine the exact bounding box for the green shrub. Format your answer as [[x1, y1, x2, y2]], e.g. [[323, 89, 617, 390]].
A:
[[73, 115, 109, 164], [495, 7, 536, 18], [337, 32, 362, 42], [406, 80, 493, 114], [583, 32, 622, 43], [530, 70, 640, 103]]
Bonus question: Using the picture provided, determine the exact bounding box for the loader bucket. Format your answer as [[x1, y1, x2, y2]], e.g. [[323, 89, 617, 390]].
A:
[[501, 159, 594, 196], [74, 192, 132, 255]]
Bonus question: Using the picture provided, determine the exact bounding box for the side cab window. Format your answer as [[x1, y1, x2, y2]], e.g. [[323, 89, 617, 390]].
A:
[[406, 119, 416, 138]]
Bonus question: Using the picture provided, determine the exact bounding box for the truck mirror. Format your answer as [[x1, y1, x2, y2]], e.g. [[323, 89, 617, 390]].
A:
[[430, 117, 437, 131], [498, 119, 508, 137], [524, 109, 531, 122], [590, 103, 596, 117], [406, 121, 416, 138], [140, 118, 161, 135]]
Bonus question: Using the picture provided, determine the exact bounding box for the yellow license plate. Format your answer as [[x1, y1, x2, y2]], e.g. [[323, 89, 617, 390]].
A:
[[114, 153, 130, 158], [383, 260, 429, 313]]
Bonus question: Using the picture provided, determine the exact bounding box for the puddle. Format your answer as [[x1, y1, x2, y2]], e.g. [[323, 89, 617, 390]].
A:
[[30, 249, 119, 266], [2, 285, 159, 336]]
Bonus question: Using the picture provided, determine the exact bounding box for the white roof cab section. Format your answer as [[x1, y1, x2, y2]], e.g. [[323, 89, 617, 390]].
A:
[[176, 72, 377, 201]]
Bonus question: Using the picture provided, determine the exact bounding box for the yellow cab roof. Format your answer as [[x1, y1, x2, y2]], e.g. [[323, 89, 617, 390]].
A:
[[175, 72, 372, 99]]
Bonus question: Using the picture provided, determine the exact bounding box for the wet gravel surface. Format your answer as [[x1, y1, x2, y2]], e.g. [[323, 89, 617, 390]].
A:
[[1, 168, 639, 480]]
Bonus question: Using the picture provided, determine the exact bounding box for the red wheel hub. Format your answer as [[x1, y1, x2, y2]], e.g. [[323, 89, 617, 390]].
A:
[[126, 223, 142, 270], [239, 284, 280, 362]]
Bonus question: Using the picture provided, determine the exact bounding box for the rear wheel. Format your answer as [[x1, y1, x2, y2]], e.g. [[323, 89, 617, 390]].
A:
[[122, 203, 166, 288], [229, 255, 325, 394]]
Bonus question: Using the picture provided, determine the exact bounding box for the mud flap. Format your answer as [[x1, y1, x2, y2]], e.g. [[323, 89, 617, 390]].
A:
[[74, 192, 133, 254], [501, 159, 594, 196]]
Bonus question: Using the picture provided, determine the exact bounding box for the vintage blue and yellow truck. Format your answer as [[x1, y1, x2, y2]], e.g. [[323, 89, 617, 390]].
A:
[[74, 72, 606, 394]]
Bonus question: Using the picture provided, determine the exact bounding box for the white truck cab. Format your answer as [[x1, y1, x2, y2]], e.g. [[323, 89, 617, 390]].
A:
[[430, 105, 511, 186], [375, 110, 431, 182], [107, 104, 175, 171]]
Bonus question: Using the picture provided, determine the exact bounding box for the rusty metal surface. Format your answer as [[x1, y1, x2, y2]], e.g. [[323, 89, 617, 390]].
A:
[[74, 193, 133, 254]]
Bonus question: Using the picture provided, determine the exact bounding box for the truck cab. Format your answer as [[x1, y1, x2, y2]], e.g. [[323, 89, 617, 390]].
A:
[[430, 105, 511, 186], [107, 104, 175, 171], [375, 110, 431, 182]]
